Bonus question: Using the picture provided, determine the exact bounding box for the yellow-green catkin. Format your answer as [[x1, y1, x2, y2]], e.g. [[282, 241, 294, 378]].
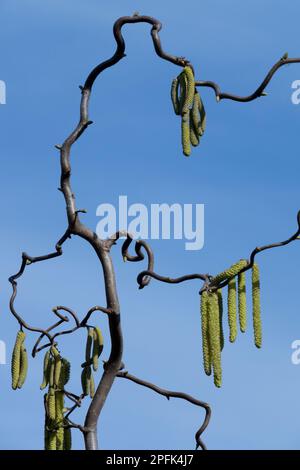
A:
[[181, 66, 195, 113], [47, 430, 56, 450], [207, 293, 222, 387], [11, 330, 26, 390], [44, 427, 50, 450], [197, 93, 206, 134], [40, 350, 51, 390], [238, 271, 247, 333], [58, 358, 70, 389], [190, 120, 199, 147], [63, 424, 72, 451], [212, 259, 248, 286], [191, 92, 203, 137], [49, 358, 55, 388], [85, 328, 93, 363], [17, 343, 28, 389], [54, 355, 62, 389], [89, 370, 95, 398], [252, 263, 262, 348], [170, 78, 180, 115], [81, 366, 91, 396], [200, 292, 211, 376], [228, 278, 237, 343], [217, 289, 224, 351], [55, 391, 64, 424], [181, 112, 191, 156], [55, 391, 65, 450], [47, 388, 56, 422], [92, 327, 104, 372], [179, 67, 195, 156]]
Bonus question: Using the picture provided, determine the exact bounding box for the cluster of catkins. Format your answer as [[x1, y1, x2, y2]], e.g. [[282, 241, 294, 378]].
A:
[[171, 66, 206, 156], [200, 260, 262, 388], [41, 345, 71, 450], [11, 330, 28, 390], [11, 324, 104, 451], [81, 327, 103, 398]]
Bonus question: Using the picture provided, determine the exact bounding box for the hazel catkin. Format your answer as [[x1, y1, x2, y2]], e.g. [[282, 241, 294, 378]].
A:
[[252, 263, 262, 348]]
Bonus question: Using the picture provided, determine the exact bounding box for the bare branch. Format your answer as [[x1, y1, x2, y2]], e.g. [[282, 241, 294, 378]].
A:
[[137, 270, 209, 289], [196, 53, 300, 102], [117, 370, 211, 450], [207, 210, 300, 291]]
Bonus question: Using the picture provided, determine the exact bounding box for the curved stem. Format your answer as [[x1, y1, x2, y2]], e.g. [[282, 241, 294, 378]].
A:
[[117, 370, 211, 450], [56, 13, 196, 450], [196, 53, 300, 102]]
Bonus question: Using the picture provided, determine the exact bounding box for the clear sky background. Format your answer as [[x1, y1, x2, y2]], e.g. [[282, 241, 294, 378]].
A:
[[0, 0, 300, 450]]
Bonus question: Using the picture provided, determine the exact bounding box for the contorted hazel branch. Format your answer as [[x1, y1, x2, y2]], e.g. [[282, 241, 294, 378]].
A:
[[8, 13, 211, 451], [7, 11, 300, 450], [135, 211, 300, 387], [116, 370, 211, 451], [196, 52, 300, 102]]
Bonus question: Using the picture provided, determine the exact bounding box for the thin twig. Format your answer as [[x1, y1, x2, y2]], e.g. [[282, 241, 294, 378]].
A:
[[117, 370, 211, 450]]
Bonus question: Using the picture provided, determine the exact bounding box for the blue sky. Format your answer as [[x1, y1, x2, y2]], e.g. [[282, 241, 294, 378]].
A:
[[0, 0, 300, 450]]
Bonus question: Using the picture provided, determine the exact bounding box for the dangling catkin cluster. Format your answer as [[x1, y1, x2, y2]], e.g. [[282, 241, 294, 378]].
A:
[[200, 260, 262, 387], [81, 326, 104, 398], [171, 66, 206, 156], [201, 292, 222, 387], [43, 345, 72, 450], [11, 330, 28, 390]]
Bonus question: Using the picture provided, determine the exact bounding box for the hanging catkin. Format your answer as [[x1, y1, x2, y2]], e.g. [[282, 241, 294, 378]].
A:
[[49, 358, 55, 388], [207, 293, 222, 387], [171, 65, 205, 156], [40, 350, 51, 390], [63, 422, 72, 451], [171, 78, 180, 115], [81, 366, 91, 396], [92, 327, 104, 372], [212, 259, 248, 286], [238, 271, 247, 333], [180, 67, 195, 113], [200, 291, 211, 376], [197, 93, 206, 135], [252, 263, 262, 348], [47, 387, 56, 422], [44, 351, 72, 450], [190, 119, 199, 147], [227, 278, 237, 343], [17, 343, 28, 389], [54, 355, 62, 389], [55, 391, 65, 451], [58, 358, 71, 389], [89, 370, 95, 398], [11, 330, 26, 390], [191, 92, 203, 137], [47, 429, 56, 451], [85, 328, 94, 363], [181, 112, 191, 156], [217, 289, 224, 351]]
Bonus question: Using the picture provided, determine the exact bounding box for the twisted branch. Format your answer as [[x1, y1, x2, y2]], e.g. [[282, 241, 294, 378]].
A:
[[117, 370, 211, 450], [196, 53, 300, 102], [10, 12, 300, 451], [135, 211, 300, 294]]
